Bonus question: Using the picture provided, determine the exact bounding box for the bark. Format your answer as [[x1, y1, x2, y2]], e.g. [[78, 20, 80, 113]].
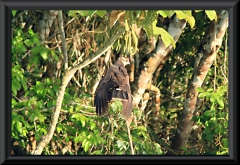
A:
[[58, 10, 68, 69], [168, 10, 228, 155], [132, 15, 187, 108], [38, 10, 58, 42]]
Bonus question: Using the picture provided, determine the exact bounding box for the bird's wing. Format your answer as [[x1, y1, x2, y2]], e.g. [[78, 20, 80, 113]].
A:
[[111, 65, 132, 120], [94, 63, 132, 119]]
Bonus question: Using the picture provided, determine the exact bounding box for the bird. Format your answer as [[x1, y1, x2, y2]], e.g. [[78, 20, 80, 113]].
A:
[[94, 56, 135, 154], [94, 56, 132, 121]]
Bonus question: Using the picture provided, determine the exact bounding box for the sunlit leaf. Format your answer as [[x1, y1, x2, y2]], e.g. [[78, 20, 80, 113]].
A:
[[175, 10, 186, 20], [40, 49, 48, 60], [183, 10, 192, 16], [96, 10, 107, 18], [24, 39, 32, 47], [152, 21, 175, 48], [12, 10, 17, 17], [217, 98, 224, 109], [204, 110, 211, 117], [186, 15, 195, 29], [16, 122, 23, 134], [157, 10, 169, 18], [205, 10, 217, 21], [196, 87, 205, 93]]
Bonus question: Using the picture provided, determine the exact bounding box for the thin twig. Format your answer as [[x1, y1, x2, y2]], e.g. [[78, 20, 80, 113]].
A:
[[214, 58, 216, 91], [126, 120, 134, 155], [224, 31, 228, 74], [220, 66, 228, 83], [12, 94, 22, 102]]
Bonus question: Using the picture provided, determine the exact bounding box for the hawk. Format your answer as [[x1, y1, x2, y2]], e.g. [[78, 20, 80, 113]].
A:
[[94, 57, 132, 120]]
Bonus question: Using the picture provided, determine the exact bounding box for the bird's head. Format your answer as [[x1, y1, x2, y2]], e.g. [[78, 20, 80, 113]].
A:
[[119, 57, 130, 66]]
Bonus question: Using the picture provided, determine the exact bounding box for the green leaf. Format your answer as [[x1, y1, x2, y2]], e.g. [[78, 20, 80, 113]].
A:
[[71, 113, 81, 120], [40, 49, 48, 60], [12, 10, 17, 17], [217, 98, 224, 109], [205, 10, 217, 21], [28, 28, 35, 36], [78, 10, 96, 17], [111, 99, 122, 111], [81, 119, 86, 127], [215, 124, 221, 134], [185, 15, 195, 29], [16, 122, 23, 134], [222, 138, 228, 148], [29, 113, 37, 121], [31, 46, 40, 56], [90, 121, 96, 130], [20, 78, 28, 91], [82, 138, 87, 147], [183, 10, 192, 16], [24, 39, 32, 47], [74, 136, 81, 143], [12, 79, 21, 91], [22, 129, 28, 137], [175, 10, 186, 20], [152, 22, 175, 48], [206, 88, 214, 93], [157, 10, 169, 18], [210, 93, 218, 103], [92, 150, 102, 155], [12, 85, 17, 96], [206, 133, 214, 141], [39, 128, 47, 135], [196, 87, 205, 93], [95, 10, 107, 18], [69, 106, 74, 113], [84, 141, 91, 152], [204, 110, 212, 117], [195, 10, 202, 13], [57, 125, 62, 133]]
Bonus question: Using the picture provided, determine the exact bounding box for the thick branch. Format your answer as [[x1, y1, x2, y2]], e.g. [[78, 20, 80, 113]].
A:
[[132, 15, 186, 107]]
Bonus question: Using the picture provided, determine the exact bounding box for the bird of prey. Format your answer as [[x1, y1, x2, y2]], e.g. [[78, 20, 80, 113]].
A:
[[94, 56, 132, 120]]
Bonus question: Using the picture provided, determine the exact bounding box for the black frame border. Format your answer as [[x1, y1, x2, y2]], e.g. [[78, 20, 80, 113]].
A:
[[0, 0, 239, 164]]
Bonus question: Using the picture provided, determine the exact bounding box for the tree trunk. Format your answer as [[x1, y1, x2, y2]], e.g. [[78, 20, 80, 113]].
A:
[[132, 15, 186, 108], [168, 10, 228, 155]]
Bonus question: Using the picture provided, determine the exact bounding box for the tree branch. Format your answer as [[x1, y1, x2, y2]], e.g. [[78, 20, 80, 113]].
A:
[[33, 26, 125, 155], [132, 15, 186, 108]]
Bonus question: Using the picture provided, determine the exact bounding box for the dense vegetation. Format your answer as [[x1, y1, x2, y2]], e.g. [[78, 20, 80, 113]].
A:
[[11, 10, 228, 155]]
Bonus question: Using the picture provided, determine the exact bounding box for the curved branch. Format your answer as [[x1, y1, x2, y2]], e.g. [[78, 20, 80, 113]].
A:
[[132, 15, 186, 108], [33, 26, 125, 155]]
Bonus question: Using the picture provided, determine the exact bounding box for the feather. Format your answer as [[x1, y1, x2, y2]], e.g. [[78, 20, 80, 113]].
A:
[[94, 57, 132, 120]]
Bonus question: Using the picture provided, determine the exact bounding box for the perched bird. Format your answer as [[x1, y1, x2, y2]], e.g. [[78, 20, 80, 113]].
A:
[[94, 56, 132, 120], [94, 56, 134, 154]]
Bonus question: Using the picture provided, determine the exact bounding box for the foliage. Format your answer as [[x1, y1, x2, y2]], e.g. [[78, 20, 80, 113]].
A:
[[11, 10, 228, 155], [192, 85, 228, 155]]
